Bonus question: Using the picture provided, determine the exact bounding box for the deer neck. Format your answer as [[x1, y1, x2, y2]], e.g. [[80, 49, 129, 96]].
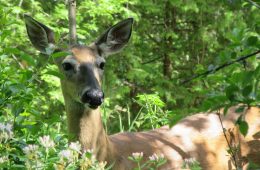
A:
[[62, 91, 114, 162]]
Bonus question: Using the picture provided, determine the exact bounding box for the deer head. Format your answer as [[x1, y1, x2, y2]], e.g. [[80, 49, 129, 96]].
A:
[[24, 15, 133, 109]]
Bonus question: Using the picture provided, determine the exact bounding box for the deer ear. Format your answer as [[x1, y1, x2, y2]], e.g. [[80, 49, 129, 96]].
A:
[[95, 18, 133, 56], [24, 14, 55, 54]]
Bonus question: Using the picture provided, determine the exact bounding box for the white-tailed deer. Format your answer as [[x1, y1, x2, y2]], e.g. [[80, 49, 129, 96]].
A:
[[25, 15, 260, 170]]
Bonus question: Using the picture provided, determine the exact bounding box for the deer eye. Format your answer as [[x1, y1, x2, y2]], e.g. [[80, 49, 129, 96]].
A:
[[99, 62, 105, 70], [62, 62, 74, 71]]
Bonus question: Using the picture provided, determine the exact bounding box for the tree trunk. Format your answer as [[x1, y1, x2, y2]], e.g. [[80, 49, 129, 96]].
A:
[[163, 1, 174, 79], [68, 0, 77, 45]]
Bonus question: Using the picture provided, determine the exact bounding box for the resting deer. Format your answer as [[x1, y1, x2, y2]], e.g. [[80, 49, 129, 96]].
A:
[[24, 15, 260, 170]]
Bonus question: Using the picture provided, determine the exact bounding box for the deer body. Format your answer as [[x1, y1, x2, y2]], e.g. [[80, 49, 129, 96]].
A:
[[65, 100, 260, 170], [25, 15, 260, 170]]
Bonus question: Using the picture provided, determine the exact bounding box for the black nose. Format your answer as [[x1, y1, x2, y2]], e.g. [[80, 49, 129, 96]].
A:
[[81, 89, 104, 108]]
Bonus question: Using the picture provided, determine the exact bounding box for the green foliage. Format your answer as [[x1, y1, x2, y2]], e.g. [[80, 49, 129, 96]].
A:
[[236, 115, 249, 137], [0, 0, 259, 169], [201, 63, 260, 112], [134, 93, 168, 129]]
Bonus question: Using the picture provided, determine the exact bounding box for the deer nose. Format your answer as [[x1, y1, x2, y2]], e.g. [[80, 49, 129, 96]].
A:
[[81, 89, 104, 108]]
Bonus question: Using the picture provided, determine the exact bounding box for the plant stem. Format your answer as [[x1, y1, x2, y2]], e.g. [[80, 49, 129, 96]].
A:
[[45, 149, 49, 166], [217, 112, 238, 170], [137, 161, 141, 170]]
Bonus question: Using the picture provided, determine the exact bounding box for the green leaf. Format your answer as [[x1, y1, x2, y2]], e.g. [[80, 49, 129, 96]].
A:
[[254, 65, 260, 78], [236, 115, 249, 136], [223, 104, 233, 115], [225, 85, 240, 101], [231, 51, 237, 59], [246, 36, 258, 47], [44, 70, 64, 79], [231, 28, 244, 43], [20, 53, 36, 66], [22, 121, 37, 126], [235, 106, 245, 113], [242, 71, 254, 86], [8, 164, 26, 168], [51, 51, 71, 58], [242, 85, 253, 97], [238, 120, 249, 136], [4, 47, 20, 54], [0, 30, 12, 42], [20, 112, 30, 117]]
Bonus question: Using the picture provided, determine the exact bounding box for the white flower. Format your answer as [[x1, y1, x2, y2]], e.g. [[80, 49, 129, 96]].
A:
[[149, 153, 164, 161], [23, 144, 39, 155], [86, 149, 93, 154], [59, 149, 73, 162], [184, 157, 196, 165], [69, 141, 81, 153], [0, 123, 5, 131], [98, 161, 107, 169], [82, 148, 96, 161], [5, 123, 12, 133], [7, 131, 13, 139], [0, 156, 8, 164], [132, 152, 143, 159], [0, 123, 13, 141], [39, 135, 55, 149]]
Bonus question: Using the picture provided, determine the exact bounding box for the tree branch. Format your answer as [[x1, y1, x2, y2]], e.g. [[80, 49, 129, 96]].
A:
[[181, 50, 260, 84]]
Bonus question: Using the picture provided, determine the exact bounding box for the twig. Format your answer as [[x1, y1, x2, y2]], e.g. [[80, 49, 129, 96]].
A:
[[11, 54, 25, 69], [146, 34, 160, 45], [217, 111, 238, 170], [182, 50, 260, 84], [142, 56, 163, 64], [68, 0, 77, 45]]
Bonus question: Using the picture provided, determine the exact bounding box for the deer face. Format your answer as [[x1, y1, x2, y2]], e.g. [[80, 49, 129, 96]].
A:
[[59, 46, 105, 108], [24, 15, 133, 109]]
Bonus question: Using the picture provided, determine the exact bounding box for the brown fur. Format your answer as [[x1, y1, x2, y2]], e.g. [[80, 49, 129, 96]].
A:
[[65, 93, 259, 170]]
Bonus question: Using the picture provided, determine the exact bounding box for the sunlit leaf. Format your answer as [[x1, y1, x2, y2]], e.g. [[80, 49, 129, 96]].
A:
[[44, 70, 64, 79], [51, 51, 71, 58]]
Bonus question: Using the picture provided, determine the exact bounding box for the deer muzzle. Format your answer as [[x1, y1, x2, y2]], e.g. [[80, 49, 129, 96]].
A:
[[81, 89, 104, 109]]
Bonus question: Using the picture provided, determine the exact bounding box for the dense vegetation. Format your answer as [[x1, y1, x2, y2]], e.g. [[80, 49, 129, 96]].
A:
[[0, 0, 259, 169]]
